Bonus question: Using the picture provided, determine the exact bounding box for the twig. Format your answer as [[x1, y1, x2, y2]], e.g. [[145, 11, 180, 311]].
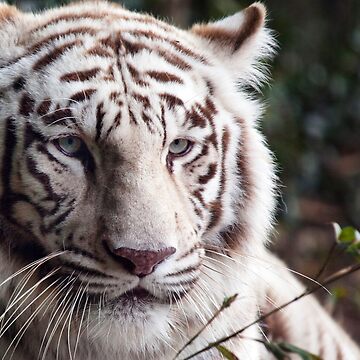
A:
[[314, 241, 337, 280], [180, 262, 360, 360], [174, 294, 237, 359]]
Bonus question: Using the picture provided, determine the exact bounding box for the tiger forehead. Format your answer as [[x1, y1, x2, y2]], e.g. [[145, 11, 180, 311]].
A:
[[8, 4, 216, 136], [26, 3, 208, 69]]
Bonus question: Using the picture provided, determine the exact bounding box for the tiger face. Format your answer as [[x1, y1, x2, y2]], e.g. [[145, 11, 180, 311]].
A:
[[0, 2, 276, 359]]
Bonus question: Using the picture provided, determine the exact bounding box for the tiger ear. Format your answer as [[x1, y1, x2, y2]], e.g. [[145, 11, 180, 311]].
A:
[[191, 3, 275, 86], [0, 3, 26, 65], [0, 3, 20, 24]]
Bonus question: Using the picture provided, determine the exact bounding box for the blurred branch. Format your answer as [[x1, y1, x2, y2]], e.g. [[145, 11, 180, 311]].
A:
[[174, 294, 238, 359]]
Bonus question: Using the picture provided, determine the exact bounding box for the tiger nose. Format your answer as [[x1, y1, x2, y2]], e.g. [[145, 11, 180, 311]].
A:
[[111, 247, 176, 277]]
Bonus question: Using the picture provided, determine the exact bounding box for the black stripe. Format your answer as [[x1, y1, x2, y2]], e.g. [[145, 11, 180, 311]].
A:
[[160, 105, 167, 147], [26, 156, 62, 215], [33, 40, 82, 71], [44, 207, 74, 233], [36, 143, 69, 170], [61, 262, 115, 279], [41, 107, 74, 127], [0, 119, 56, 268], [142, 111, 156, 134], [161, 278, 197, 287], [165, 266, 199, 278], [95, 103, 105, 142], [1, 118, 17, 202], [64, 245, 104, 263]]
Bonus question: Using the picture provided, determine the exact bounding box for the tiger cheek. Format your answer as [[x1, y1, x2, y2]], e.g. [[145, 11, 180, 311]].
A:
[[18, 136, 91, 238], [182, 151, 217, 232]]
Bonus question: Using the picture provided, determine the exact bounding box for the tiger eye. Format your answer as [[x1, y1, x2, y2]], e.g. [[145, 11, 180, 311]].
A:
[[56, 136, 83, 156], [169, 139, 191, 156]]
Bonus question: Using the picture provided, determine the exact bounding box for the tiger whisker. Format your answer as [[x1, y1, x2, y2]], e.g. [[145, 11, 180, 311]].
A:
[[0, 251, 66, 290], [190, 287, 214, 319], [44, 116, 80, 128], [97, 287, 104, 326], [104, 309, 113, 346], [0, 268, 60, 338], [87, 291, 105, 340], [201, 263, 224, 276], [39, 276, 72, 321], [52, 283, 79, 360], [73, 287, 89, 359], [2, 277, 61, 360], [55, 293, 76, 360], [2, 263, 47, 326], [0, 266, 36, 330], [203, 254, 285, 296], [39, 274, 77, 360], [38, 97, 82, 107], [199, 263, 283, 311], [86, 296, 92, 338], [192, 285, 228, 343], [202, 255, 256, 286], [169, 285, 190, 333], [66, 283, 84, 360], [195, 278, 219, 310], [205, 248, 331, 294], [181, 285, 207, 325], [37, 106, 77, 120]]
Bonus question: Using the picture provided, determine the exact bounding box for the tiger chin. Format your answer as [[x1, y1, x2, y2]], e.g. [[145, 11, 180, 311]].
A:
[[0, 1, 358, 359]]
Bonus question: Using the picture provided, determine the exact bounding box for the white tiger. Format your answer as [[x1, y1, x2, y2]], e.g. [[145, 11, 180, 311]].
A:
[[0, 1, 358, 359]]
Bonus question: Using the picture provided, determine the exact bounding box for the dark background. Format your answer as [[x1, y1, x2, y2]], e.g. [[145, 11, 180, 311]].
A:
[[5, 0, 360, 344]]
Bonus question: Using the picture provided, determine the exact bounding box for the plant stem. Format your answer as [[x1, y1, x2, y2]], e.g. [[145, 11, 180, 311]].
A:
[[174, 294, 237, 359], [314, 241, 337, 280]]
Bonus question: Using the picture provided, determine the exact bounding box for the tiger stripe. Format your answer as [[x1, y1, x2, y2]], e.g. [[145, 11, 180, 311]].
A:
[[36, 99, 52, 116], [19, 93, 35, 117], [60, 68, 100, 82], [29, 27, 97, 53], [95, 103, 105, 142], [41, 107, 74, 126], [146, 70, 183, 84], [33, 39, 82, 71], [70, 88, 96, 103]]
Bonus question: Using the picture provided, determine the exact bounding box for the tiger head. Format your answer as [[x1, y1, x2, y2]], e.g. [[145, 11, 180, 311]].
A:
[[0, 2, 276, 358]]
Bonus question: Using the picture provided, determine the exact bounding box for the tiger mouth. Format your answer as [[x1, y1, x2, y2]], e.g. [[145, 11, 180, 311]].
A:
[[119, 287, 158, 303], [107, 286, 186, 308]]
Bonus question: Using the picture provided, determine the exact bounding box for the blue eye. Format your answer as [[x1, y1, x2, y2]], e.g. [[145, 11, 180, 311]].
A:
[[169, 139, 191, 156], [55, 136, 83, 156], [53, 136, 95, 172]]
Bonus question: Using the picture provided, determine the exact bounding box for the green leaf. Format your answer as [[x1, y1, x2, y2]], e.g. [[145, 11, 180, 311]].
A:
[[338, 226, 357, 244], [346, 242, 360, 253], [264, 341, 322, 360], [264, 342, 288, 360], [279, 342, 322, 360], [215, 345, 239, 360], [331, 286, 348, 300], [221, 294, 238, 309]]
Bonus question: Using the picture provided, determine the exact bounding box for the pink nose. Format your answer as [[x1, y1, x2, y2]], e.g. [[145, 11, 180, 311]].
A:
[[110, 247, 176, 277]]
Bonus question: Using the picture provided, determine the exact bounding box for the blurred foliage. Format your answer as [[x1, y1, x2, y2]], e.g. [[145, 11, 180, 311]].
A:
[[6, 0, 360, 341]]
